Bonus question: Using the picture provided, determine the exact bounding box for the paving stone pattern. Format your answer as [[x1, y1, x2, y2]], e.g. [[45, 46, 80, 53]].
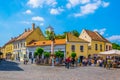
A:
[[0, 60, 120, 80]]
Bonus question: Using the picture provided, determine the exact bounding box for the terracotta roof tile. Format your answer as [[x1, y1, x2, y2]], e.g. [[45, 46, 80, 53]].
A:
[[5, 37, 17, 45], [85, 30, 110, 42], [16, 30, 33, 41], [67, 33, 88, 43], [27, 39, 66, 47]]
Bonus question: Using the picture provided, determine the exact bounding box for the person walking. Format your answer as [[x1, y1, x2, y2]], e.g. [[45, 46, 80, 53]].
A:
[[52, 57, 55, 67], [107, 58, 111, 69], [71, 57, 75, 67], [31, 57, 34, 64], [66, 57, 71, 69]]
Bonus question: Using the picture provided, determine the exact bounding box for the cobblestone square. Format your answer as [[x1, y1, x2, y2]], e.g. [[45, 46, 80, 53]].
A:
[[0, 60, 120, 80]]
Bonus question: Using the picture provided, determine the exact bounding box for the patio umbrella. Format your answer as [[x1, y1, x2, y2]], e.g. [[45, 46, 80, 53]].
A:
[[99, 50, 120, 56]]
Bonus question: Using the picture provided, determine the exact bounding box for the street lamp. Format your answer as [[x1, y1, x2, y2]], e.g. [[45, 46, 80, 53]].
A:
[[46, 25, 55, 67]]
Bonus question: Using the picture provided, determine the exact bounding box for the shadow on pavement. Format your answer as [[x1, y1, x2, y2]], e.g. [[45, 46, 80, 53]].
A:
[[0, 60, 23, 71]]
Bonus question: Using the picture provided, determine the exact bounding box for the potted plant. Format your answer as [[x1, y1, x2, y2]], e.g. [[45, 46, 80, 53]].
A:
[[34, 47, 44, 64], [44, 52, 50, 64]]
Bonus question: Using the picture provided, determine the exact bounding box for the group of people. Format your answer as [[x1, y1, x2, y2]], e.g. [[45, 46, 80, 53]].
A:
[[64, 55, 120, 69], [65, 57, 76, 69], [17, 55, 120, 69], [23, 56, 34, 65]]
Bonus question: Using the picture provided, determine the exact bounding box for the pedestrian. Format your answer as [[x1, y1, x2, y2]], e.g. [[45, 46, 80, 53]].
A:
[[77, 57, 80, 66], [18, 57, 20, 62], [107, 58, 112, 69], [52, 57, 55, 67], [71, 57, 75, 67], [66, 57, 71, 69], [31, 57, 34, 64], [103, 59, 107, 68]]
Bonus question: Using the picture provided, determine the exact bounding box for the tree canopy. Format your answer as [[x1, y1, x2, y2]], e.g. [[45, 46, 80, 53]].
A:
[[112, 43, 120, 50], [71, 52, 76, 58], [55, 50, 64, 58], [71, 30, 80, 37], [55, 30, 80, 39], [34, 47, 44, 56], [44, 52, 50, 58], [45, 30, 55, 40]]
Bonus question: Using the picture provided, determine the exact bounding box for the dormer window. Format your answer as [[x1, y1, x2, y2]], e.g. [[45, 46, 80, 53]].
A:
[[34, 43, 36, 45], [43, 42, 45, 44]]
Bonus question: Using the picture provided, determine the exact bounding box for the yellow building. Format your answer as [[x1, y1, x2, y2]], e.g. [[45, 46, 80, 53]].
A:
[[27, 33, 89, 59], [1, 46, 5, 58], [79, 29, 112, 56], [13, 23, 45, 61], [0, 47, 4, 58], [2, 38, 16, 59], [66, 33, 89, 58]]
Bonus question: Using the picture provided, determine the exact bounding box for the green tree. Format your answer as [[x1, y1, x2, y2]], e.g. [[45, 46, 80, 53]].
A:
[[44, 52, 50, 64], [71, 30, 80, 37], [71, 52, 76, 58], [112, 43, 120, 50], [45, 30, 55, 40], [36, 47, 44, 56], [117, 47, 120, 50], [60, 52, 64, 58], [54, 30, 79, 39], [55, 50, 61, 57], [34, 47, 44, 64], [55, 32, 67, 39], [44, 52, 50, 58], [34, 51, 38, 58], [55, 50, 64, 64]]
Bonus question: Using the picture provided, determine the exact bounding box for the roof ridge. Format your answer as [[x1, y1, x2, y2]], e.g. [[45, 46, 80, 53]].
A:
[[67, 32, 88, 43], [94, 31, 110, 42], [84, 29, 109, 42]]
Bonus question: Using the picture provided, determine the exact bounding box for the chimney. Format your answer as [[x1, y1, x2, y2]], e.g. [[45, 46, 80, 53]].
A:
[[25, 28, 27, 32], [32, 23, 35, 30]]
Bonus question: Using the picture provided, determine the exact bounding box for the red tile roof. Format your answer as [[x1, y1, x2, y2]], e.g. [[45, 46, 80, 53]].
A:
[[5, 37, 17, 45], [84, 30, 110, 42], [27, 39, 66, 47], [16, 30, 33, 41]]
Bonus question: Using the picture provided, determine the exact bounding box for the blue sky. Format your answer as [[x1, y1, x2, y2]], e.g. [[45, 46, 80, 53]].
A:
[[0, 0, 120, 46]]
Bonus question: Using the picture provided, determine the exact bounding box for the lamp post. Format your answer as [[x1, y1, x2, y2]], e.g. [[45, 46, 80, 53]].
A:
[[46, 26, 55, 67]]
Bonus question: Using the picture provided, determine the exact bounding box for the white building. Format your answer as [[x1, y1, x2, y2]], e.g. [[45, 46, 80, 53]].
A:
[[27, 39, 66, 59]]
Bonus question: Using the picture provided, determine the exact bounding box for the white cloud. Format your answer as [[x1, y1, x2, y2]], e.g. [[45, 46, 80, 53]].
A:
[[93, 28, 106, 35], [66, 0, 90, 9], [32, 16, 44, 22], [74, 3, 99, 17], [81, 0, 90, 4], [24, 10, 32, 14], [66, 3, 72, 9], [102, 1, 110, 7], [107, 35, 120, 41], [50, 7, 64, 15], [74, 0, 110, 17], [40, 23, 44, 26], [27, 0, 57, 8]]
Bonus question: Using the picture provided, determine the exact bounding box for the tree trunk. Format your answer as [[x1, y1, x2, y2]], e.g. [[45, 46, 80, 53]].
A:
[[51, 41, 54, 55]]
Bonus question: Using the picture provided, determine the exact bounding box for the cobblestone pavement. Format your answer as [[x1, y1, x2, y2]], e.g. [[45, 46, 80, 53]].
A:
[[0, 60, 120, 80]]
